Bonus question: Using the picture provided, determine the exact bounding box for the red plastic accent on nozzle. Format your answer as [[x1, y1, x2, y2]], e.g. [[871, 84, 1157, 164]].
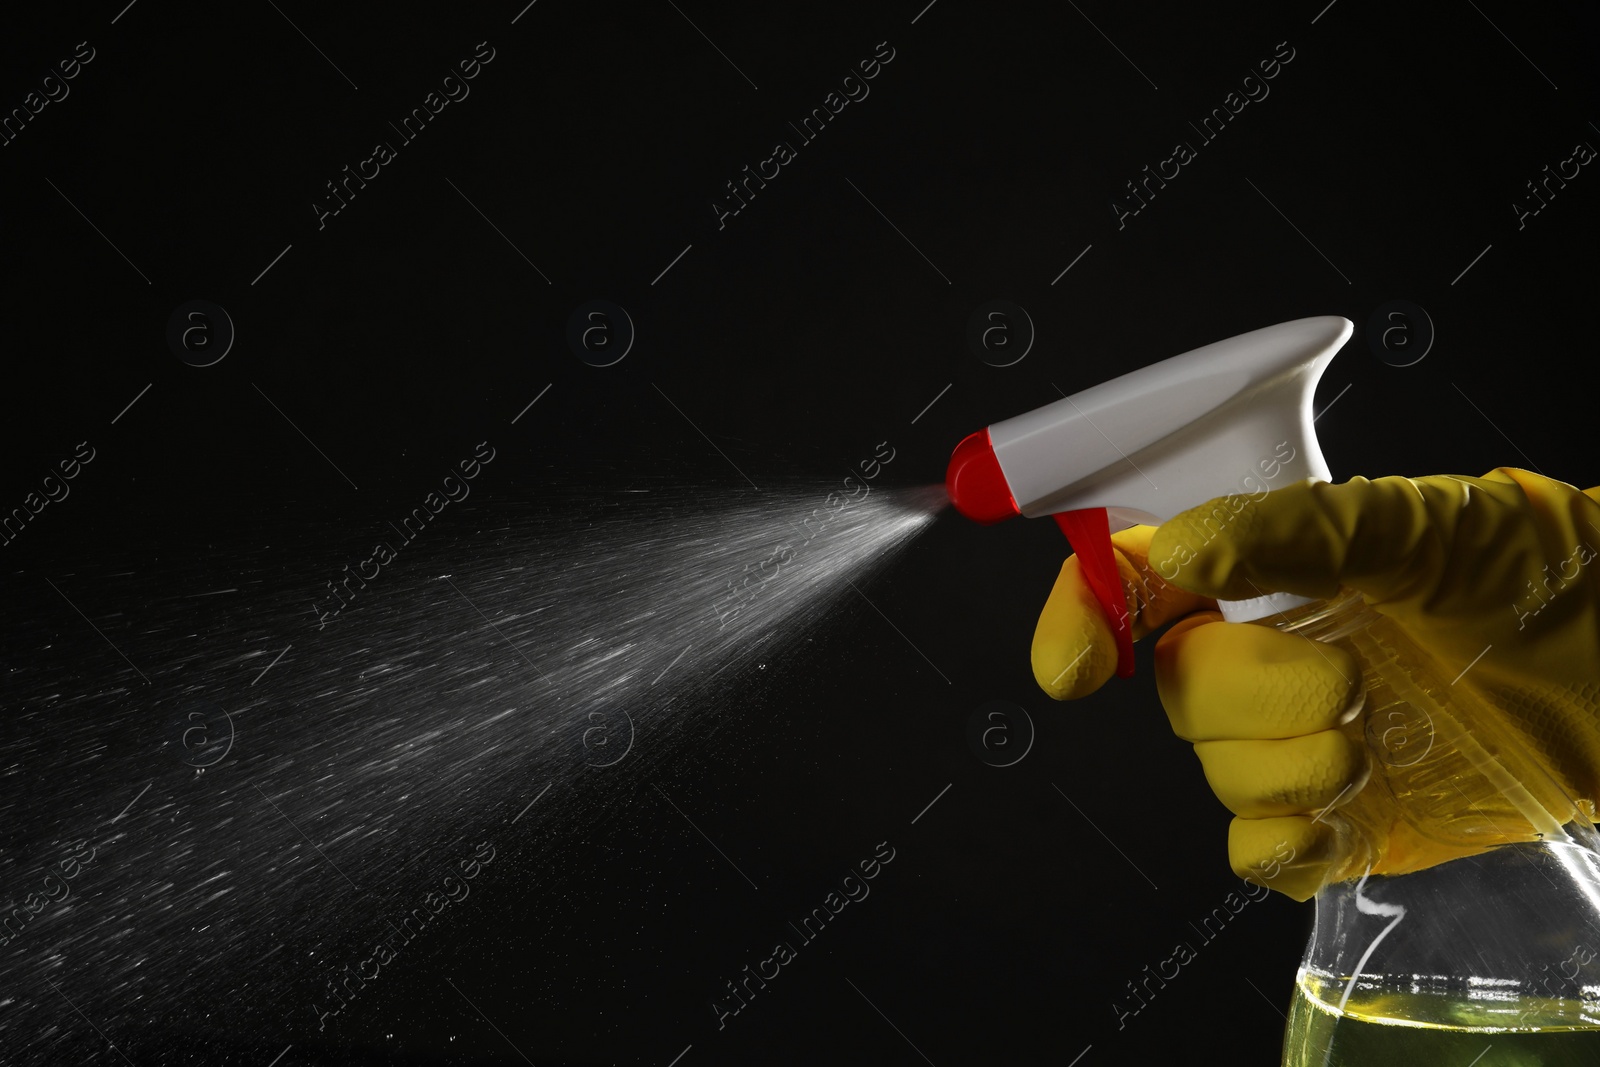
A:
[[1053, 509, 1135, 679], [945, 429, 1020, 525]]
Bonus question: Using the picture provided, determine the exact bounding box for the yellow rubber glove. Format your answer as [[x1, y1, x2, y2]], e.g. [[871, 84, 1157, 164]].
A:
[[1033, 468, 1600, 901]]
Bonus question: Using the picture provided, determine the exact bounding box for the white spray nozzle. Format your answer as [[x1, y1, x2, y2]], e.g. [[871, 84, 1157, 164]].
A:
[[946, 315, 1354, 673]]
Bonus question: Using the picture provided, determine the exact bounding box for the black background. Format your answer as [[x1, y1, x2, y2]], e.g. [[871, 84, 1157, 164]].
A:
[[1, 0, 1596, 1064]]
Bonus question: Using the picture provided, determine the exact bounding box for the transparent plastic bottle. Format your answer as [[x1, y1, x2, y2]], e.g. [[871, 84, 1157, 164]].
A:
[[1269, 589, 1600, 1067]]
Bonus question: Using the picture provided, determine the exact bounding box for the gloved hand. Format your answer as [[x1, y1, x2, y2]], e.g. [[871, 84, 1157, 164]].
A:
[[1032, 468, 1600, 901]]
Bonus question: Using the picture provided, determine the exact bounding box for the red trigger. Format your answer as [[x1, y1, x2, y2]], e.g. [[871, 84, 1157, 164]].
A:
[[1053, 509, 1135, 678]]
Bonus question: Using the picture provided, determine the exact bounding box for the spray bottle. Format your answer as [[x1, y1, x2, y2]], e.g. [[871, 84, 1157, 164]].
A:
[[945, 316, 1600, 1065]]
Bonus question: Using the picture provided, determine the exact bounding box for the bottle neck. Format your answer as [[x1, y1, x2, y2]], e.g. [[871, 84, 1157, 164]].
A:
[[1259, 587, 1379, 639], [1218, 589, 1319, 623]]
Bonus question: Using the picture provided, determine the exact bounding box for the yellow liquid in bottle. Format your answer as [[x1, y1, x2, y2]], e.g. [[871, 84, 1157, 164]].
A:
[[1283, 975, 1600, 1067]]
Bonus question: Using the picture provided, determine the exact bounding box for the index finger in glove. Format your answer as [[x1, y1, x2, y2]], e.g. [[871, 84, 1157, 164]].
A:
[[1146, 469, 1589, 610], [1033, 524, 1214, 700]]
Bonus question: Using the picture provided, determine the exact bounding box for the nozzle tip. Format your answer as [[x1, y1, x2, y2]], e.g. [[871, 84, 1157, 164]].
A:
[[946, 429, 1020, 524]]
